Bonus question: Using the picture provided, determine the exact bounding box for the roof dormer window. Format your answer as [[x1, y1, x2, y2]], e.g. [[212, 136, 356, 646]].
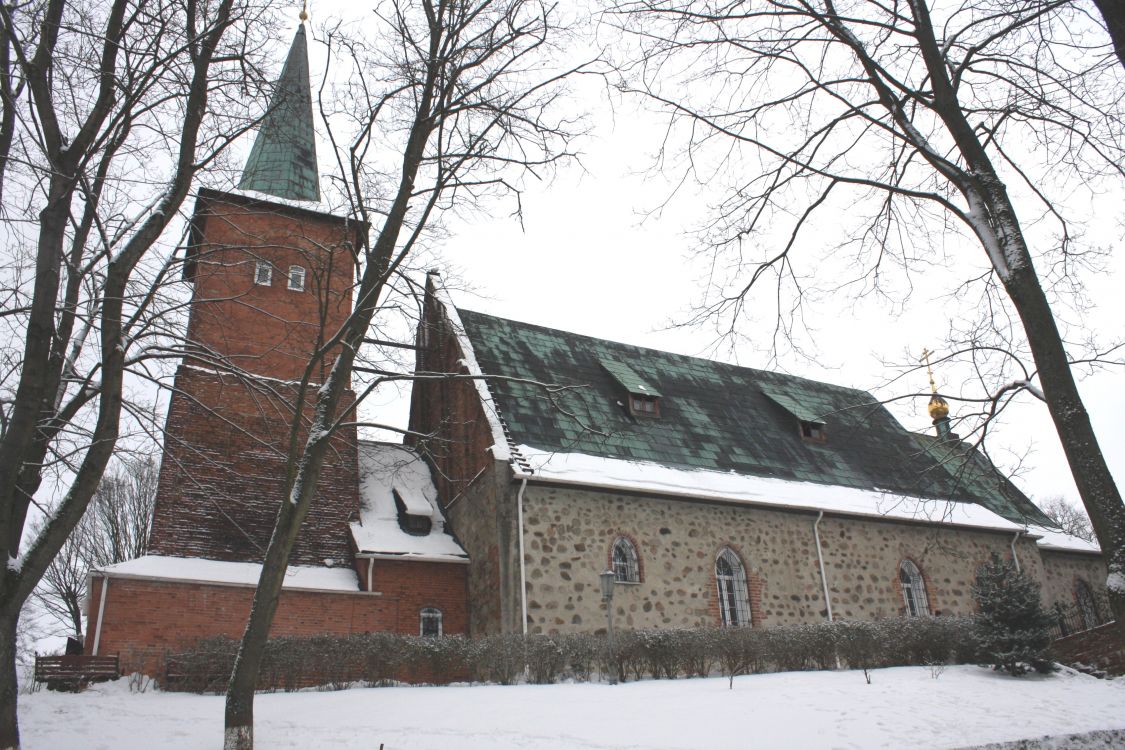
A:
[[600, 359, 662, 419], [800, 420, 827, 443], [393, 489, 432, 536], [630, 394, 660, 418], [761, 385, 828, 443]]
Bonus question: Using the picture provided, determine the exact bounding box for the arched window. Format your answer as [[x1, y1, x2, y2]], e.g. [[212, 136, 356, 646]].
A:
[[1075, 580, 1100, 630], [420, 607, 443, 637], [899, 560, 929, 617], [611, 537, 640, 583], [715, 548, 752, 627]]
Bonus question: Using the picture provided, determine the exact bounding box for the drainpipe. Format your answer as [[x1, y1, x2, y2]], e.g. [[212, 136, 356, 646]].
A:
[[92, 574, 109, 656], [516, 476, 529, 636], [813, 511, 834, 622], [1010, 531, 1022, 573], [367, 557, 375, 592]]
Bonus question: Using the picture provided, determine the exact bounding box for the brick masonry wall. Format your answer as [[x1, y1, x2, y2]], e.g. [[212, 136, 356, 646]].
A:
[[518, 483, 1057, 634], [86, 561, 467, 676], [444, 466, 518, 636], [1053, 622, 1125, 674], [409, 289, 517, 636], [147, 366, 359, 566], [186, 192, 356, 382]]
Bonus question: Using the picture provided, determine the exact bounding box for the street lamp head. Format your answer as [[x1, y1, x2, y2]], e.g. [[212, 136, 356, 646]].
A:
[[600, 569, 616, 600]]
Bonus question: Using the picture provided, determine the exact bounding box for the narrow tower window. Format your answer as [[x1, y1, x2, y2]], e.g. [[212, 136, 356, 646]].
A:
[[288, 265, 306, 292], [254, 260, 272, 286]]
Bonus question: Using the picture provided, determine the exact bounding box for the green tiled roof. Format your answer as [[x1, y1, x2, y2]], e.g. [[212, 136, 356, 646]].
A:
[[457, 308, 1053, 526], [239, 26, 320, 202], [600, 359, 662, 397], [760, 385, 825, 425]]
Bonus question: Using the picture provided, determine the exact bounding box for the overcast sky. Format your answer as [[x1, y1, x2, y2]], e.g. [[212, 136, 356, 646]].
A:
[[298, 7, 1124, 512]]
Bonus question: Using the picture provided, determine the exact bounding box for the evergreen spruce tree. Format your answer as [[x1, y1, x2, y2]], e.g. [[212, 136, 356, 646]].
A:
[[972, 553, 1055, 676]]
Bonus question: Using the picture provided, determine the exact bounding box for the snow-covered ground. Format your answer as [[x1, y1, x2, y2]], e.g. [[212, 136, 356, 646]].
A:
[[20, 665, 1125, 749]]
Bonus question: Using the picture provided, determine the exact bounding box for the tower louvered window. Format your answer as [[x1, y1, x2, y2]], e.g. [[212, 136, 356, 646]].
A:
[[716, 548, 751, 627]]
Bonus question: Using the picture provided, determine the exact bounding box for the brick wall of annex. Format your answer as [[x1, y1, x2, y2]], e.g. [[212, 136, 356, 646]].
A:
[[87, 560, 467, 676], [147, 365, 359, 566], [519, 483, 1055, 635], [407, 289, 497, 502], [408, 287, 518, 636], [1038, 549, 1109, 610]]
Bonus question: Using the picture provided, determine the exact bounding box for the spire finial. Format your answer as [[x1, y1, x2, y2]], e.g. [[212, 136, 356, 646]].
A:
[[299, 0, 308, 22], [920, 347, 950, 423]]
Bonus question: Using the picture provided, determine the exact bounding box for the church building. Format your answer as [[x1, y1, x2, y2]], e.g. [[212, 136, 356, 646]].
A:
[[84, 22, 1107, 677]]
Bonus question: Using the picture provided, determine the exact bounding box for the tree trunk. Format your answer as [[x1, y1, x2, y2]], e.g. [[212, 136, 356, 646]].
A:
[[222, 489, 311, 750], [1092, 0, 1125, 71], [1002, 260, 1125, 629], [982, 179, 1125, 631], [0, 607, 21, 750]]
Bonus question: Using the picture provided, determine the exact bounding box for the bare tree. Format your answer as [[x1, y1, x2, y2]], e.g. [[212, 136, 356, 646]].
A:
[[1040, 496, 1096, 543], [0, 1, 280, 746], [221, 2, 585, 747], [31, 457, 157, 641], [609, 0, 1125, 627]]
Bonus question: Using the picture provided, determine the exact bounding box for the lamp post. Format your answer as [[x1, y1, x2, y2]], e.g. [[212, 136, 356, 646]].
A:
[[600, 569, 616, 684]]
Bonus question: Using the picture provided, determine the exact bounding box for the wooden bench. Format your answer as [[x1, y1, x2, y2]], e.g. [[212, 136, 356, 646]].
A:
[[34, 654, 119, 691]]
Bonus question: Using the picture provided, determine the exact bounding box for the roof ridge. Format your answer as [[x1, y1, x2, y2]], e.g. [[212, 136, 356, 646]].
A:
[[456, 307, 875, 400]]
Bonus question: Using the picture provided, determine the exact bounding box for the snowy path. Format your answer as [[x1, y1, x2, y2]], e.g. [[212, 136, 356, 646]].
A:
[[20, 665, 1125, 749]]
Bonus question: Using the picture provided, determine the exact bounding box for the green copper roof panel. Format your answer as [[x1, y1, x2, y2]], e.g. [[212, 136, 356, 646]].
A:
[[239, 26, 320, 202], [760, 385, 826, 424], [600, 358, 662, 397], [457, 308, 1048, 526]]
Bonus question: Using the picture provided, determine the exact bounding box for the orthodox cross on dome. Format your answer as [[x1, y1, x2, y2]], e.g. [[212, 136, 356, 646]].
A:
[[238, 17, 320, 201]]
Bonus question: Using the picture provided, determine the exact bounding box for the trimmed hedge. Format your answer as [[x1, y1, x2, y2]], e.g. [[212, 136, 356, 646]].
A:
[[163, 616, 980, 693]]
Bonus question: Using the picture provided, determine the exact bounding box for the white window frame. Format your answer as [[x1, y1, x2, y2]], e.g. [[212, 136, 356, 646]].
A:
[[287, 264, 306, 292], [716, 548, 752, 627], [420, 607, 443, 637], [899, 559, 929, 617], [254, 260, 272, 286], [611, 537, 640, 583]]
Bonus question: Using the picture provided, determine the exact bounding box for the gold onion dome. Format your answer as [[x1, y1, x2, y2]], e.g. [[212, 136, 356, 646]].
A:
[[928, 393, 949, 420]]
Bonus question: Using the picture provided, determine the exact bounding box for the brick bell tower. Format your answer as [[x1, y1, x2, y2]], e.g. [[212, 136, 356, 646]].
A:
[[147, 23, 361, 567]]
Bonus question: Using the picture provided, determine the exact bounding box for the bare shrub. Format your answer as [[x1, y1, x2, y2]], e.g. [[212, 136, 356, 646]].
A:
[[524, 635, 566, 685]]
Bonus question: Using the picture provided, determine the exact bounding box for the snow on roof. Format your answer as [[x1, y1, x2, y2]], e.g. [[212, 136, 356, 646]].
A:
[[1027, 526, 1102, 554], [516, 446, 1027, 532], [97, 555, 360, 592], [350, 442, 468, 562]]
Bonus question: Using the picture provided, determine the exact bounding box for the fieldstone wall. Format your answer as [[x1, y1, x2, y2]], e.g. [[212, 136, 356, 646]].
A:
[[519, 483, 1057, 635], [1038, 548, 1109, 609]]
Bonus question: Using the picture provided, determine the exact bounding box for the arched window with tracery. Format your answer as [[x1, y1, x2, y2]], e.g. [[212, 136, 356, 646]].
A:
[[1075, 580, 1100, 630], [715, 547, 752, 627], [611, 537, 640, 583], [899, 560, 929, 617]]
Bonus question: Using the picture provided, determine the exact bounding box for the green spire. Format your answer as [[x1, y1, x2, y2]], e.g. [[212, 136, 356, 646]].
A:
[[239, 25, 320, 202]]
